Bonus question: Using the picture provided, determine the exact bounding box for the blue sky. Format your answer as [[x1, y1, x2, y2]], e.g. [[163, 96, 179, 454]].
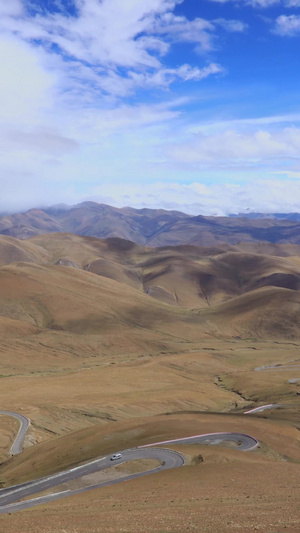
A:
[[1, 0, 300, 215]]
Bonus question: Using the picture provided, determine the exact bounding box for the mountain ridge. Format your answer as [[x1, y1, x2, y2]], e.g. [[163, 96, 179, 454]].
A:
[[2, 203, 300, 246]]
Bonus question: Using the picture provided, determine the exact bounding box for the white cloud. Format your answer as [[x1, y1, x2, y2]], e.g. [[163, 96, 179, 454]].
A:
[[5, 129, 79, 156], [0, 37, 55, 123], [207, 0, 279, 5], [174, 63, 224, 80], [4, 0, 215, 69], [128, 63, 224, 89], [4, 171, 300, 216], [247, 0, 279, 5], [0, 0, 231, 99], [274, 14, 300, 35], [214, 18, 248, 32], [187, 113, 300, 136], [207, 0, 300, 6], [167, 127, 300, 165], [2, 107, 300, 215], [89, 179, 300, 216], [151, 11, 247, 54], [151, 13, 216, 52], [0, 0, 24, 16]]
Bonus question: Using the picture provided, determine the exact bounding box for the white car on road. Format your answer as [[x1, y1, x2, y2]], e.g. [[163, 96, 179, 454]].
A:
[[110, 453, 122, 461]]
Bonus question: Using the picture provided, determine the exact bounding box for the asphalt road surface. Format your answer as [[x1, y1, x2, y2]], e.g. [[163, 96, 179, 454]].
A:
[[139, 432, 258, 451], [244, 404, 283, 414], [255, 363, 300, 371], [0, 426, 258, 514], [0, 411, 30, 455]]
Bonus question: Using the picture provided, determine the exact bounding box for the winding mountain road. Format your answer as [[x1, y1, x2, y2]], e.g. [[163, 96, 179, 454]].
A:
[[0, 411, 30, 455], [244, 404, 283, 414], [0, 412, 258, 514], [140, 432, 258, 451], [251, 361, 300, 410], [2, 359, 297, 513]]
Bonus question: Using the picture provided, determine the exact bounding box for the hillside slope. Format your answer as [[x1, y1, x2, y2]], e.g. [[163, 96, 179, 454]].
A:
[[0, 261, 198, 336], [200, 286, 300, 339]]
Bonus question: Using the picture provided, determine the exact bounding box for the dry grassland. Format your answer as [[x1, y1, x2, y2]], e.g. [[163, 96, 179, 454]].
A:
[[0, 340, 298, 452]]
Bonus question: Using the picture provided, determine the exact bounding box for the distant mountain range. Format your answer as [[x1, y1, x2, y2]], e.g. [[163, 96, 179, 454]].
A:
[[1, 202, 300, 246]]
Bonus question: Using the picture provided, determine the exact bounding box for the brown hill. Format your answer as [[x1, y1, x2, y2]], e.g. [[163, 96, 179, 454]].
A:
[[0, 209, 61, 238], [2, 233, 300, 311], [0, 235, 50, 266], [1, 233, 300, 341], [200, 286, 300, 340], [26, 234, 300, 309], [0, 260, 201, 338]]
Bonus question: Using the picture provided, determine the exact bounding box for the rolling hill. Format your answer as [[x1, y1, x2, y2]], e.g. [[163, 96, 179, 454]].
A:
[[1, 233, 300, 341]]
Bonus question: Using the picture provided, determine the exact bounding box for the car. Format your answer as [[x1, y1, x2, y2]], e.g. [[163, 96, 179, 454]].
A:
[[110, 453, 122, 461]]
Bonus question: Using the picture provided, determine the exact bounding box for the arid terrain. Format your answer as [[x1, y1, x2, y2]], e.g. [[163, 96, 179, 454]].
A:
[[0, 232, 299, 532]]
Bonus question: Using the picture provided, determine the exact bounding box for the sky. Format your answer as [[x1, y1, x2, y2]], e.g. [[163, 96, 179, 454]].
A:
[[1, 0, 300, 215]]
